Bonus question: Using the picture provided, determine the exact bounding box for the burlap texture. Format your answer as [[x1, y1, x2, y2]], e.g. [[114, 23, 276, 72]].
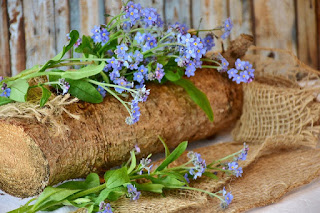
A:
[[73, 48, 320, 213]]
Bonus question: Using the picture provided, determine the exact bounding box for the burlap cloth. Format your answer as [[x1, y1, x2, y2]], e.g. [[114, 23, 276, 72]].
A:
[[74, 47, 320, 213]]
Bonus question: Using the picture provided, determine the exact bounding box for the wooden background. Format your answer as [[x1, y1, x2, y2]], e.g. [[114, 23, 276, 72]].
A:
[[0, 0, 319, 77]]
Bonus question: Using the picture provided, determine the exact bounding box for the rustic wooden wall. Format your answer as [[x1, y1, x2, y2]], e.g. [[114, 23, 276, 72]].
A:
[[0, 0, 319, 77]]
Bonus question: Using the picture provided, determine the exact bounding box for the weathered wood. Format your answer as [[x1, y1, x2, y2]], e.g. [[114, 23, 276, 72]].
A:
[[228, 0, 253, 40], [54, 0, 70, 58], [192, 0, 229, 52], [165, 0, 191, 27], [135, 0, 164, 18], [7, 0, 26, 76], [23, 0, 56, 69], [0, 0, 11, 77], [296, 0, 317, 69], [79, 0, 100, 36], [253, 0, 297, 58], [315, 0, 320, 70], [104, 0, 122, 23]]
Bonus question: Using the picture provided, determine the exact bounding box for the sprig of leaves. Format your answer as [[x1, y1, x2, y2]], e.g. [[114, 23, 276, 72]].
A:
[[10, 139, 248, 213]]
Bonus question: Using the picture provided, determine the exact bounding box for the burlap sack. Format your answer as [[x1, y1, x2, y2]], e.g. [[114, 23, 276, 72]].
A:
[[74, 48, 320, 213]]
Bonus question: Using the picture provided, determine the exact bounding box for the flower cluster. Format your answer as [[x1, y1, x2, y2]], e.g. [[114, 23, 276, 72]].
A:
[[224, 143, 249, 178], [98, 202, 113, 213], [227, 59, 255, 83], [91, 25, 110, 46], [221, 18, 233, 39], [186, 151, 207, 180], [127, 184, 141, 201]]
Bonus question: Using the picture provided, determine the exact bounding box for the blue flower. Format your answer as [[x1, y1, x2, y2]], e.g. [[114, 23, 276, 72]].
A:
[[155, 63, 165, 82], [138, 65, 148, 77], [133, 72, 144, 83], [127, 184, 141, 201], [100, 28, 110, 45], [109, 70, 120, 82], [135, 32, 145, 44], [203, 34, 215, 50], [224, 17, 233, 31], [74, 38, 82, 48], [116, 44, 129, 57], [235, 59, 245, 70], [99, 201, 113, 213], [228, 161, 238, 171], [97, 85, 106, 98], [227, 68, 237, 79], [219, 57, 229, 72], [184, 173, 190, 183], [222, 187, 233, 206], [91, 25, 101, 43], [122, 21, 131, 31], [233, 74, 245, 84], [187, 151, 206, 180], [147, 39, 157, 49], [0, 88, 11, 98], [235, 167, 243, 177], [114, 78, 130, 93], [185, 61, 196, 77], [143, 8, 158, 27], [107, 57, 120, 70], [134, 144, 141, 153], [239, 71, 250, 82]]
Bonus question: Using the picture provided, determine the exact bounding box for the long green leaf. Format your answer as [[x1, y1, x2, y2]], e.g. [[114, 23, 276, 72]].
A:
[[39, 30, 79, 72], [158, 136, 170, 157], [135, 182, 164, 193], [61, 62, 105, 80], [106, 167, 130, 189], [127, 150, 136, 174], [155, 141, 188, 172], [173, 78, 214, 122], [39, 86, 52, 107]]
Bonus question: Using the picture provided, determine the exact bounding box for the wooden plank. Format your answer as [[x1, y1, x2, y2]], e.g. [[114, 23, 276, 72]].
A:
[[135, 0, 164, 18], [228, 0, 253, 40], [0, 0, 11, 77], [23, 0, 56, 69], [253, 0, 297, 58], [104, 0, 122, 23], [79, 0, 100, 36], [296, 0, 317, 69], [192, 0, 228, 52], [165, 0, 191, 27], [7, 0, 26, 76], [317, 0, 320, 70], [54, 0, 70, 56]]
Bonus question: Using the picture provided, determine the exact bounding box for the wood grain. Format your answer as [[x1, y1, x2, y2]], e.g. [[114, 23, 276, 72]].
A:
[[54, 0, 70, 58], [296, 0, 317, 69], [7, 0, 26, 75], [105, 0, 122, 23], [0, 0, 11, 77], [79, 0, 100, 36], [192, 0, 229, 52], [23, 0, 56, 69], [165, 0, 191, 27], [253, 0, 297, 58]]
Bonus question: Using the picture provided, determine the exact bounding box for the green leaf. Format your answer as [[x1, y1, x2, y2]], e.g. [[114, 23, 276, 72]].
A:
[[158, 136, 170, 157], [39, 86, 52, 107], [75, 35, 94, 55], [0, 96, 13, 106], [155, 141, 188, 172], [173, 78, 214, 122], [67, 79, 103, 103], [58, 173, 100, 190], [203, 172, 218, 180], [39, 30, 79, 72], [150, 175, 185, 188], [95, 187, 125, 203], [163, 57, 184, 82], [159, 171, 188, 185], [135, 182, 164, 193], [8, 79, 29, 102], [61, 62, 106, 80], [106, 167, 130, 189], [104, 170, 116, 183], [127, 150, 136, 174], [31, 187, 80, 211]]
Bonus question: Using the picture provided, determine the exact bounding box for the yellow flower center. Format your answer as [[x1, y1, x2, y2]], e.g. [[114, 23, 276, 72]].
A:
[[141, 69, 144, 72], [121, 82, 124, 85], [121, 47, 124, 50], [148, 16, 152, 20], [194, 42, 197, 46], [226, 24, 229, 27], [130, 12, 134, 15]]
